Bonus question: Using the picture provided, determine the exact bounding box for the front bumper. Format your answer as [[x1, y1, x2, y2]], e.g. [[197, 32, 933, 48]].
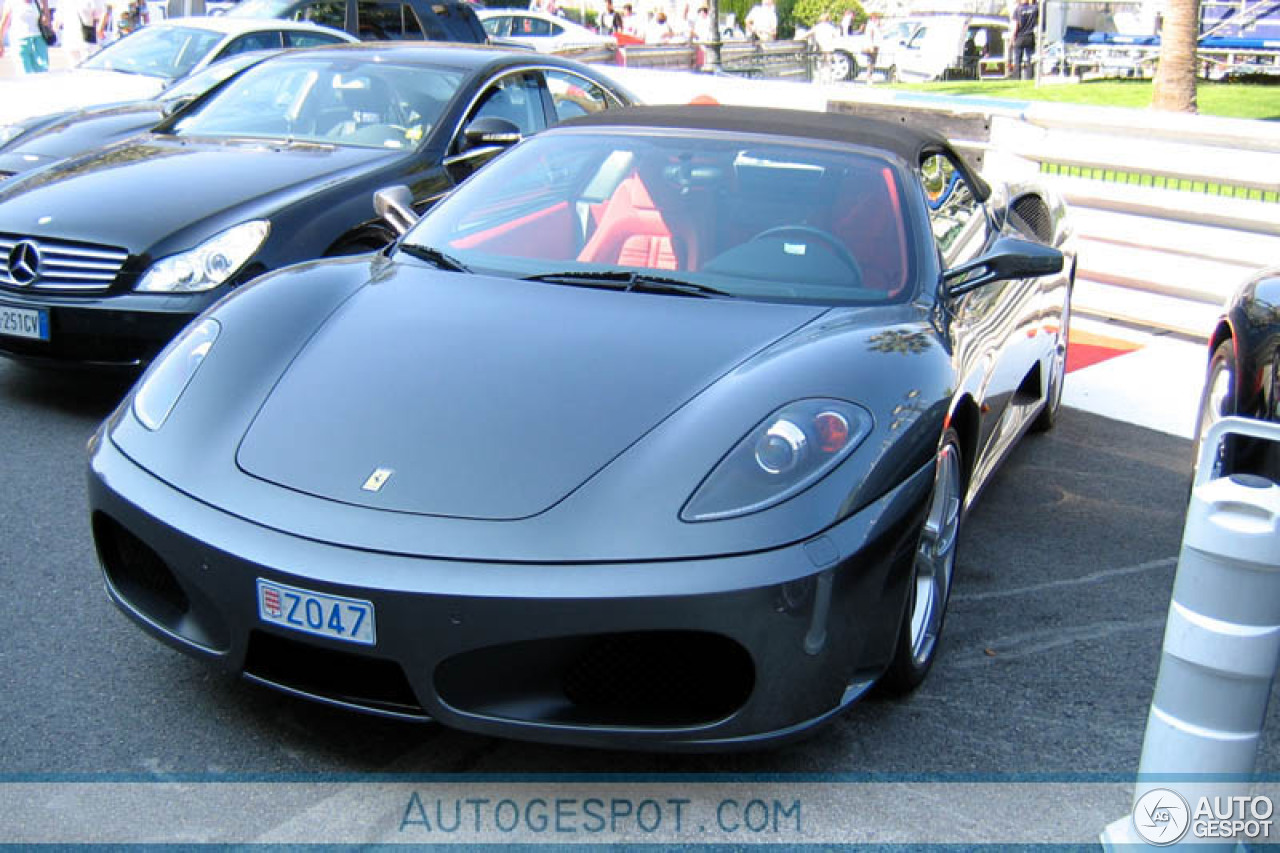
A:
[[88, 431, 933, 751], [0, 289, 211, 368]]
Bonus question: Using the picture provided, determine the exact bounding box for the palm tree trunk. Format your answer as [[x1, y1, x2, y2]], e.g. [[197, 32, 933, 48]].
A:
[[1151, 0, 1202, 112]]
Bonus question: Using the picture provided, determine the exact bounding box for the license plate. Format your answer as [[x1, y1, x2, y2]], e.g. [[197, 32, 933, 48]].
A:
[[0, 303, 48, 341], [256, 579, 376, 646]]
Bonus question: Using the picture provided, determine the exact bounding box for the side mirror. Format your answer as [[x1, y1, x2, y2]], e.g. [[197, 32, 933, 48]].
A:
[[460, 116, 522, 154], [373, 185, 418, 236], [944, 236, 1064, 296], [160, 95, 197, 117]]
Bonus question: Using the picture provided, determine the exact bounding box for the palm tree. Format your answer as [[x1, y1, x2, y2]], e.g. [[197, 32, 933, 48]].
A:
[[1151, 0, 1202, 112]]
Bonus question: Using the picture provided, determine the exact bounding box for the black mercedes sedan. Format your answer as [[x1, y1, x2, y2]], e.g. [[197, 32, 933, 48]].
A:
[[0, 44, 633, 368], [88, 106, 1075, 750]]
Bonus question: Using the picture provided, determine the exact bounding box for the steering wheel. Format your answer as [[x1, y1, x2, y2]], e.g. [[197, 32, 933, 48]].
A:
[[749, 225, 863, 282]]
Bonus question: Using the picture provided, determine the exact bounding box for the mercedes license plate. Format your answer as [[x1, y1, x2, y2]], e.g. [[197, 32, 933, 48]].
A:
[[0, 303, 48, 341], [257, 579, 375, 646]]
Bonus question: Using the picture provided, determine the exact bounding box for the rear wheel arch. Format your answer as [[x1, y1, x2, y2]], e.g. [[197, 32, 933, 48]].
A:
[[1208, 321, 1234, 366]]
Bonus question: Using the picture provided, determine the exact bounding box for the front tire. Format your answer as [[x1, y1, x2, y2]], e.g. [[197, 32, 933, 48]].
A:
[[881, 428, 963, 694], [1192, 339, 1237, 479], [829, 50, 857, 81]]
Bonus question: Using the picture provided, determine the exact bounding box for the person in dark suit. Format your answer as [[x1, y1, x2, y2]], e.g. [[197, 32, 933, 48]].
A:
[[1011, 0, 1038, 79]]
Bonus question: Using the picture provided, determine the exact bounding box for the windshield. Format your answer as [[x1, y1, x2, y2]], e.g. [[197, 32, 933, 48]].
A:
[[158, 52, 270, 105], [171, 58, 463, 149], [402, 129, 917, 305], [82, 26, 226, 81], [230, 0, 295, 15]]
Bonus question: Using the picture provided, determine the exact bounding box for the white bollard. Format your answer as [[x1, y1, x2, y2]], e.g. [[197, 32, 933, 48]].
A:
[[1103, 416, 1280, 849]]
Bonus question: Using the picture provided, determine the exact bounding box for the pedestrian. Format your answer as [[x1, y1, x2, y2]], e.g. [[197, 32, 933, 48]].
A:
[[691, 4, 711, 41], [744, 0, 776, 41], [0, 0, 51, 73], [1011, 0, 1038, 79], [598, 0, 623, 35], [644, 8, 673, 43], [863, 11, 882, 71], [809, 10, 837, 52], [119, 0, 145, 34], [61, 0, 100, 61], [620, 2, 639, 37], [95, 0, 116, 44]]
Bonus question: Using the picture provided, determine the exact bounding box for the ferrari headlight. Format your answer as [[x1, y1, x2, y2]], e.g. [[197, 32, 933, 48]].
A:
[[133, 318, 219, 431], [136, 220, 270, 293], [682, 399, 873, 522]]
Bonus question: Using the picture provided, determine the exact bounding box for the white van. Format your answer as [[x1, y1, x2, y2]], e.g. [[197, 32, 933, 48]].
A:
[[891, 14, 1009, 81]]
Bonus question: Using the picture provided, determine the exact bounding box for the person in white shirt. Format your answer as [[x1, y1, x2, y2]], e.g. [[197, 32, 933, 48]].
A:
[[691, 4, 711, 41], [809, 10, 838, 52], [644, 8, 673, 43], [0, 0, 50, 73], [95, 0, 117, 44], [60, 0, 99, 61], [744, 0, 776, 41], [620, 2, 639, 37]]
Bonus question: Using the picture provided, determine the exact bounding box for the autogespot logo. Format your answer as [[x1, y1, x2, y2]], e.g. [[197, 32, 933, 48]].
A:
[[1133, 788, 1191, 846]]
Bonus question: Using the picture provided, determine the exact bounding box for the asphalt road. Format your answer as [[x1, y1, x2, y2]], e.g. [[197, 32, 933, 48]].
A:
[[4, 355, 1277, 784]]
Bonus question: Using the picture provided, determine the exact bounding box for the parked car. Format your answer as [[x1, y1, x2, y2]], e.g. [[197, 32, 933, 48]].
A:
[[893, 14, 1009, 82], [229, 0, 489, 42], [477, 8, 614, 52], [0, 17, 352, 125], [1194, 268, 1280, 479], [820, 16, 921, 81], [0, 45, 634, 368], [0, 47, 354, 179], [86, 105, 1074, 748]]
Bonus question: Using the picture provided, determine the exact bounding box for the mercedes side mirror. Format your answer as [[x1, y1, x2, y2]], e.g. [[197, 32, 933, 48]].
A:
[[373, 185, 418, 236], [460, 116, 522, 153], [943, 237, 1064, 296]]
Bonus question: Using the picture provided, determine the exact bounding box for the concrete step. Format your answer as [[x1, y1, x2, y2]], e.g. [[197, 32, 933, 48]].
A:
[[1072, 208, 1280, 270], [1073, 277, 1220, 339], [1051, 177, 1280, 236], [1076, 238, 1257, 305], [995, 120, 1280, 194]]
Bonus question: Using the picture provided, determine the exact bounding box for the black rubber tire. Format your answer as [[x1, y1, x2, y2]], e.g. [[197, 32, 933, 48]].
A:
[[881, 428, 964, 695], [1191, 339, 1237, 480], [832, 50, 857, 81]]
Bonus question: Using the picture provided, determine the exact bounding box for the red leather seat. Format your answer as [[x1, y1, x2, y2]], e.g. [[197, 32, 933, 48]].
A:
[[577, 174, 678, 270]]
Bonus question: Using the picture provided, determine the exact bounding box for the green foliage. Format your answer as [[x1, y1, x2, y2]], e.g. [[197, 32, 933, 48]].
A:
[[719, 0, 753, 32], [718, 0, 806, 39], [789, 0, 865, 30]]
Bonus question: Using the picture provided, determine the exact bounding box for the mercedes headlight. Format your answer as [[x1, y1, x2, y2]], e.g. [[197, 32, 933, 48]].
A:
[[133, 318, 219, 430], [137, 220, 270, 293], [681, 399, 873, 522]]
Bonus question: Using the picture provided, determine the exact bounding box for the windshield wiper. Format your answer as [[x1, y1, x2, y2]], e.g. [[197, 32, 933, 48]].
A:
[[399, 244, 471, 273], [523, 270, 732, 299]]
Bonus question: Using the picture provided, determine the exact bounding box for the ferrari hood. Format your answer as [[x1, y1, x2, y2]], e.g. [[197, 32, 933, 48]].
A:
[[236, 264, 827, 520], [0, 136, 391, 250]]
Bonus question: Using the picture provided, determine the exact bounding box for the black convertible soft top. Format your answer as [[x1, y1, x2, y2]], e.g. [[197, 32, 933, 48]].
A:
[[557, 104, 990, 201]]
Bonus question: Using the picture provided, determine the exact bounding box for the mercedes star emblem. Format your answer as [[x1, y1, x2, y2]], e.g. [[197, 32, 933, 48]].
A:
[[7, 240, 41, 286]]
